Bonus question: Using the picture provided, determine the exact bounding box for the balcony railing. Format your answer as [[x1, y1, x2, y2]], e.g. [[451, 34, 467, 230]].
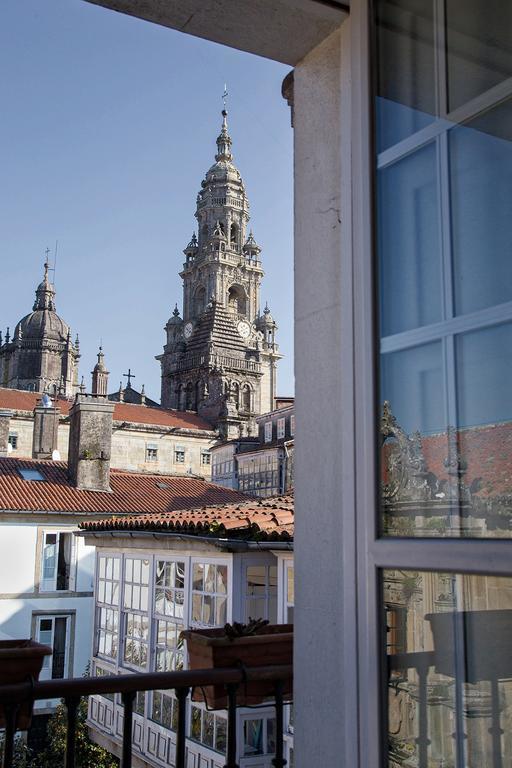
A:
[[0, 663, 292, 768]]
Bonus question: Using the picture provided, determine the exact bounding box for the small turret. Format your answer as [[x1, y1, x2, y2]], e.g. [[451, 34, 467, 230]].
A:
[[91, 346, 109, 396]]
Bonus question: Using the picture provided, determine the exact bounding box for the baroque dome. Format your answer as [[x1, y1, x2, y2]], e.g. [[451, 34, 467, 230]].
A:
[[15, 309, 70, 343]]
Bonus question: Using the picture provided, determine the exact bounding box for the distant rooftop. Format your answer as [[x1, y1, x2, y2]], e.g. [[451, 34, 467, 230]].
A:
[[0, 387, 214, 433]]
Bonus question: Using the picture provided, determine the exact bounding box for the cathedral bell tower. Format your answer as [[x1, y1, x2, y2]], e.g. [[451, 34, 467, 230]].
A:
[[157, 110, 282, 438]]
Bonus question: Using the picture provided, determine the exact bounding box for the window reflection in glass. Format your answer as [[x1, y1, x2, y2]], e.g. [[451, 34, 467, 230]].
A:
[[385, 570, 512, 766], [376, 0, 512, 539]]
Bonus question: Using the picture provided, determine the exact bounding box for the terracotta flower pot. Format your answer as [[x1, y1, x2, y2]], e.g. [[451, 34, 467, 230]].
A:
[[182, 624, 293, 709], [0, 639, 52, 730]]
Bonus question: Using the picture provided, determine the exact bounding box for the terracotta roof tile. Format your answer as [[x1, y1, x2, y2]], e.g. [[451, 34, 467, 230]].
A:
[[0, 457, 247, 515], [80, 493, 294, 541], [0, 387, 213, 432]]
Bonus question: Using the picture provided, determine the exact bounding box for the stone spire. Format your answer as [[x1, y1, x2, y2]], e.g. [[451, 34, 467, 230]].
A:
[[91, 345, 109, 396], [216, 109, 233, 162], [33, 260, 56, 312]]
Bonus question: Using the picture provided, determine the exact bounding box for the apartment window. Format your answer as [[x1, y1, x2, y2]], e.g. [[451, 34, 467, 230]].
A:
[[36, 614, 70, 680], [201, 449, 211, 466], [277, 418, 285, 440], [175, 445, 185, 463], [8, 433, 17, 450], [40, 531, 74, 591], [96, 555, 120, 661], [191, 562, 228, 626], [245, 565, 277, 623], [290, 415, 295, 437], [243, 716, 276, 756], [122, 558, 150, 669], [264, 422, 272, 443], [145, 443, 158, 462], [190, 705, 227, 754]]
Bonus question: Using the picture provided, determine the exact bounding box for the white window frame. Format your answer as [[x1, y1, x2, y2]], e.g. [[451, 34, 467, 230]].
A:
[[190, 557, 231, 628], [145, 442, 158, 462], [290, 415, 295, 437], [95, 553, 121, 664], [264, 421, 272, 443], [34, 612, 72, 681], [348, 3, 512, 765], [40, 529, 76, 593], [277, 417, 285, 440]]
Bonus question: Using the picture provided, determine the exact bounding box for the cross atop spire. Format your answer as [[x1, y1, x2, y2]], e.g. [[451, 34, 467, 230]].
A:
[[123, 368, 135, 388]]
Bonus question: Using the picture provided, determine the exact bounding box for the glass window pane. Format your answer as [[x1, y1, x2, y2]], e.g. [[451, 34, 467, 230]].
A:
[[384, 570, 512, 767], [450, 100, 512, 316], [378, 144, 441, 336], [456, 323, 512, 427], [193, 563, 204, 591], [376, 0, 436, 151], [446, 0, 512, 111], [381, 342, 444, 436]]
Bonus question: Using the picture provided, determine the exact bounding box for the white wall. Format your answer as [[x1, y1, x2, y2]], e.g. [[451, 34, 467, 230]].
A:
[[294, 20, 354, 768]]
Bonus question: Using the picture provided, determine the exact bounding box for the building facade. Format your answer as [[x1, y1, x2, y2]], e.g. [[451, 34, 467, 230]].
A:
[[0, 261, 80, 397], [157, 112, 282, 439], [80, 494, 294, 768], [211, 404, 295, 498]]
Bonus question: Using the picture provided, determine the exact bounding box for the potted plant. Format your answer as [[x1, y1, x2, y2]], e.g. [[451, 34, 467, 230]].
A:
[[0, 639, 52, 730], [181, 619, 293, 709]]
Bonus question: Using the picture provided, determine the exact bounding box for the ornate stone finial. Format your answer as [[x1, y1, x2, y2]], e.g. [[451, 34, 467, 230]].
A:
[[118, 381, 124, 403], [140, 384, 146, 406], [173, 304, 180, 317], [5, 328, 10, 344], [187, 232, 197, 248], [0, 330, 3, 346], [79, 376, 86, 394], [216, 109, 233, 162], [264, 302, 270, 315], [33, 257, 56, 312], [75, 334, 80, 350]]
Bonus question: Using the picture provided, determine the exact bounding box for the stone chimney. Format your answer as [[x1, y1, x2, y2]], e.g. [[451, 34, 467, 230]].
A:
[[32, 395, 60, 459], [68, 394, 115, 492], [0, 410, 12, 457]]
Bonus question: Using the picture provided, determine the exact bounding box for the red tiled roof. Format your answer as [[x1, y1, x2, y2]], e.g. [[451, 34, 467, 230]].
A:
[[0, 458, 247, 515], [0, 388, 213, 432], [80, 493, 294, 541], [421, 423, 512, 497]]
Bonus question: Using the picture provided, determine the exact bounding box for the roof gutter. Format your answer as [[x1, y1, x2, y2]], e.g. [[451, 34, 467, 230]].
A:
[[77, 529, 293, 551]]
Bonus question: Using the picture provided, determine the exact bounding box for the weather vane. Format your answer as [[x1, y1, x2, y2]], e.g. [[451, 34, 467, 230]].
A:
[[223, 83, 228, 110]]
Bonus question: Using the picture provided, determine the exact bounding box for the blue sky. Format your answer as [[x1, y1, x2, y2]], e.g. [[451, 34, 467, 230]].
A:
[[0, 0, 294, 400]]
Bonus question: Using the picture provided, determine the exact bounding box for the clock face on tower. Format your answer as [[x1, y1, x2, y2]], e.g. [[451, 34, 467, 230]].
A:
[[183, 322, 194, 339], [237, 319, 251, 340]]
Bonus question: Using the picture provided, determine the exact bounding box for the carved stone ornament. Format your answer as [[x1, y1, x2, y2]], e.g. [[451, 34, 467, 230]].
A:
[[381, 401, 431, 503]]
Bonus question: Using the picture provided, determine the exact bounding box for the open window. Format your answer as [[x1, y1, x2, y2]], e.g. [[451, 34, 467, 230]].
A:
[[35, 614, 71, 680], [40, 531, 75, 592]]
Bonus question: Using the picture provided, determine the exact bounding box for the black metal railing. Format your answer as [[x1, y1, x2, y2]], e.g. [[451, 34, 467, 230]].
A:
[[0, 664, 292, 768], [389, 650, 506, 768]]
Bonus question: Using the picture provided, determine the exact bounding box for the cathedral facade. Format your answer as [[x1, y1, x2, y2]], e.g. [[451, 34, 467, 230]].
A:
[[157, 110, 281, 438], [0, 262, 79, 397]]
